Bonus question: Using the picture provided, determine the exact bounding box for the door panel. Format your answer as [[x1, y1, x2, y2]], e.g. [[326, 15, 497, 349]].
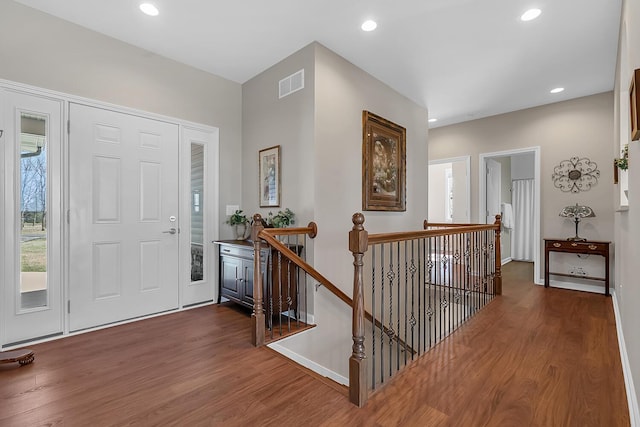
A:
[[1, 90, 63, 345], [69, 103, 179, 331]]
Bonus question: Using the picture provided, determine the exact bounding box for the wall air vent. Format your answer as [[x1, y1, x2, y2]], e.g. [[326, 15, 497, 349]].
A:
[[279, 69, 305, 99]]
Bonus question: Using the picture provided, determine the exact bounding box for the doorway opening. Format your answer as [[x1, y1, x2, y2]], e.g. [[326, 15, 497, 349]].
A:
[[479, 147, 541, 284]]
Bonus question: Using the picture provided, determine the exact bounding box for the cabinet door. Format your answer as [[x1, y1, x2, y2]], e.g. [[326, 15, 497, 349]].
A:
[[220, 256, 242, 302], [242, 260, 256, 306], [243, 255, 269, 308]]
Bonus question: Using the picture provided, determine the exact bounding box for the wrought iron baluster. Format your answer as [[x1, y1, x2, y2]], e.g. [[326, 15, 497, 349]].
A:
[[380, 244, 385, 385], [409, 240, 415, 360], [277, 251, 283, 337], [418, 237, 424, 355], [371, 245, 376, 390], [396, 240, 401, 372], [388, 243, 394, 378]]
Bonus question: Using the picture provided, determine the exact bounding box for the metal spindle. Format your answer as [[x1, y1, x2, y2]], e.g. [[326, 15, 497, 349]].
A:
[[371, 245, 376, 389]]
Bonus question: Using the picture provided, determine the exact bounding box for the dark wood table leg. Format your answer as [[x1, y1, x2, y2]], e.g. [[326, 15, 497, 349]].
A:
[[545, 247, 550, 288], [605, 252, 610, 297]]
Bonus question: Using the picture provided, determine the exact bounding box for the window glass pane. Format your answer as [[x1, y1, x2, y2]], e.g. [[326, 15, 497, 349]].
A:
[[20, 112, 48, 309], [191, 144, 204, 282]]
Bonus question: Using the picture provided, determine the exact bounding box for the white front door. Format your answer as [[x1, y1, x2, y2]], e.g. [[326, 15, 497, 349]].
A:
[[68, 103, 179, 331], [1, 90, 63, 346], [486, 158, 501, 224]]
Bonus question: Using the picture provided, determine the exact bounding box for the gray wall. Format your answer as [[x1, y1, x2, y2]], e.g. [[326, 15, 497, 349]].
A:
[[429, 92, 615, 287], [243, 42, 429, 379], [242, 44, 316, 222], [511, 153, 535, 180], [0, 0, 243, 239], [614, 0, 640, 414]]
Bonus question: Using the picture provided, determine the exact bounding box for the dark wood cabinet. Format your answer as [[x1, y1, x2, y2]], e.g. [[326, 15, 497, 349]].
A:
[[215, 240, 301, 315], [216, 240, 268, 309]]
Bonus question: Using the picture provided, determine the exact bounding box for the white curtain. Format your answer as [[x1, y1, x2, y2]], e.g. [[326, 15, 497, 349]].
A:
[[512, 179, 535, 261]]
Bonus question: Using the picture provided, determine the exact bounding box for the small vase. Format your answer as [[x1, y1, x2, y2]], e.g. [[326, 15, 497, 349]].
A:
[[234, 223, 248, 240]]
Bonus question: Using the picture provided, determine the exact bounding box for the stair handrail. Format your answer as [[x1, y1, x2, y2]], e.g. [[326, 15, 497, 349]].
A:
[[255, 216, 352, 307], [368, 223, 500, 245], [252, 214, 415, 356]]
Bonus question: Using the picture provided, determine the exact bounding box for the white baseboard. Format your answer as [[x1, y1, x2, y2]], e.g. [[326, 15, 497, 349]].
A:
[[268, 341, 348, 386], [612, 290, 640, 426], [547, 279, 606, 295], [501, 257, 512, 265]]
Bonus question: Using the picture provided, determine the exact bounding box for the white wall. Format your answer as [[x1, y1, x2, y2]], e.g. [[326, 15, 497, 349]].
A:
[[614, 0, 640, 419], [0, 1, 243, 240]]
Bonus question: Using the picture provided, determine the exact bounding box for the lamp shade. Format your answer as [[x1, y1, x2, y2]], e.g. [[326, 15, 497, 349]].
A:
[[559, 203, 595, 219], [559, 203, 595, 241]]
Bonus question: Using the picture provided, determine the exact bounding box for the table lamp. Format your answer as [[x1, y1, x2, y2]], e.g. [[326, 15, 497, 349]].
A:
[[559, 203, 595, 241]]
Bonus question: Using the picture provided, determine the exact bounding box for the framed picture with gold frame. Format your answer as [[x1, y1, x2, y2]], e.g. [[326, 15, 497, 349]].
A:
[[362, 111, 406, 211], [259, 145, 281, 207], [630, 68, 640, 141]]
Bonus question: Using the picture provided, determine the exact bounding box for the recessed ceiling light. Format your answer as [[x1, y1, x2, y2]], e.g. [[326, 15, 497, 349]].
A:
[[428, 118, 438, 123], [550, 87, 565, 94], [139, 3, 159, 17], [520, 8, 541, 21], [361, 20, 377, 32]]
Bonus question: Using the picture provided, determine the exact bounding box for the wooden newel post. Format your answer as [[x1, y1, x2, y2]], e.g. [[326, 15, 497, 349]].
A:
[[251, 214, 265, 347], [494, 214, 502, 296], [349, 212, 368, 407]]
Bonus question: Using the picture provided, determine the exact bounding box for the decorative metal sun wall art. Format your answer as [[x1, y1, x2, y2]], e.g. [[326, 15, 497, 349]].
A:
[[552, 157, 600, 193]]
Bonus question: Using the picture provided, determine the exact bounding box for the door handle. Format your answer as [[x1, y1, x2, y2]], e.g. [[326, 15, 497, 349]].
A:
[[163, 227, 177, 235]]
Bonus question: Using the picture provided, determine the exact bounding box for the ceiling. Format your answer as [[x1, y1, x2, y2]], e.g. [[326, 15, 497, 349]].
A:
[[14, 0, 622, 127]]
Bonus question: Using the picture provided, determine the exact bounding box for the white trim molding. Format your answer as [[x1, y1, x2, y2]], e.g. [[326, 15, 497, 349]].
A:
[[613, 290, 640, 426], [268, 340, 348, 386]]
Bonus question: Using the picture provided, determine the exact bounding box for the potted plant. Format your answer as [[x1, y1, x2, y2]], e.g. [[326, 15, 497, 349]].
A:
[[615, 144, 629, 171], [266, 208, 295, 228], [226, 209, 249, 240]]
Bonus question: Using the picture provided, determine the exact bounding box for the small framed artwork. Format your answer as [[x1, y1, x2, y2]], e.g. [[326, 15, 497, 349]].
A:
[[259, 145, 281, 207], [630, 69, 640, 141], [362, 111, 406, 211]]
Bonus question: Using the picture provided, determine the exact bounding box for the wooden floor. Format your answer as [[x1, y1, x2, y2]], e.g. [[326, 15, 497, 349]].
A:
[[0, 262, 629, 426]]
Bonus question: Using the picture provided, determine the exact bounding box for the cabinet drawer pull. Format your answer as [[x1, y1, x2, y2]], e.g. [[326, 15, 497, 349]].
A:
[[553, 243, 561, 248], [588, 245, 598, 250], [222, 248, 230, 252]]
